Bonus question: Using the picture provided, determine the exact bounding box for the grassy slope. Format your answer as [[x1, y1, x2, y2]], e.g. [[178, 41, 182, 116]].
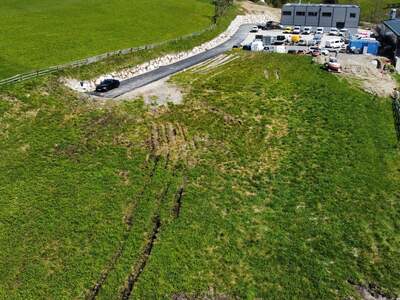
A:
[[0, 0, 213, 79], [131, 53, 400, 299], [0, 52, 399, 299]]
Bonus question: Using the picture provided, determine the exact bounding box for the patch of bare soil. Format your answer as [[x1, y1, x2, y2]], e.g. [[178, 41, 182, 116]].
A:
[[336, 54, 396, 97], [148, 122, 198, 167], [116, 77, 183, 106], [240, 0, 281, 21], [348, 280, 398, 300]]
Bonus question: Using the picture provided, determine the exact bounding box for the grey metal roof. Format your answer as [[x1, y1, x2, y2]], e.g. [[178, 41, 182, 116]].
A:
[[384, 19, 400, 37], [283, 3, 359, 8]]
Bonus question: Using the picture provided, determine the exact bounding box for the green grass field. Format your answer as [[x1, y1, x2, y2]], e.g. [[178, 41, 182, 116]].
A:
[[0, 0, 214, 79], [0, 52, 399, 299]]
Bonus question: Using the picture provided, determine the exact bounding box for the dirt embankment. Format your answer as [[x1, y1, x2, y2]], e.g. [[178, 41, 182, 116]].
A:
[[337, 54, 396, 97], [240, 0, 281, 21]]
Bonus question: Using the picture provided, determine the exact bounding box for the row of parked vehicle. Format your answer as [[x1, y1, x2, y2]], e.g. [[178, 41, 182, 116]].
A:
[[253, 21, 350, 37], [282, 26, 349, 37]]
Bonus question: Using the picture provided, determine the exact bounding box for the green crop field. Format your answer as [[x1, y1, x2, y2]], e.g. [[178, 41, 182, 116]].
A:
[[0, 52, 399, 299], [0, 0, 215, 79]]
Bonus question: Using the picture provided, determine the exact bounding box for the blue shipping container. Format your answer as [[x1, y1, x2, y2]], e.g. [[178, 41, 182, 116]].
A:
[[349, 39, 380, 55]]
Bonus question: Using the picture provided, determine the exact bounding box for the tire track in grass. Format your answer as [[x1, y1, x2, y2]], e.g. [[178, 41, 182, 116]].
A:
[[120, 215, 162, 300], [172, 178, 186, 219], [120, 174, 173, 299], [120, 174, 188, 299], [120, 124, 190, 299], [86, 156, 160, 300]]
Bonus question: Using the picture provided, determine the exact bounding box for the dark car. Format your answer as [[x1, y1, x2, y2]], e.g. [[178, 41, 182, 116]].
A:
[[95, 79, 120, 92], [273, 35, 286, 45], [265, 21, 283, 30]]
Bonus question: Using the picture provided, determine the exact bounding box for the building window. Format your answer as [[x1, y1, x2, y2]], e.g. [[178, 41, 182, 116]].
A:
[[308, 12, 318, 17], [350, 13, 357, 18], [283, 11, 292, 16], [296, 11, 305, 16], [322, 12, 332, 17]]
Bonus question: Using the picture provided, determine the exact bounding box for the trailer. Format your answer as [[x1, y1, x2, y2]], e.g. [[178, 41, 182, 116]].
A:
[[349, 39, 380, 55]]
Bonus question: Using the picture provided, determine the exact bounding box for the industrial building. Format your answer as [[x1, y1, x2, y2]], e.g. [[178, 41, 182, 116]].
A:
[[281, 3, 360, 30]]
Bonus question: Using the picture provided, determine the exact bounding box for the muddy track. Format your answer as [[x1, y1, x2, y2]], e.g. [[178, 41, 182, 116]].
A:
[[119, 152, 189, 299], [86, 156, 160, 300], [173, 178, 187, 219], [120, 215, 161, 300]]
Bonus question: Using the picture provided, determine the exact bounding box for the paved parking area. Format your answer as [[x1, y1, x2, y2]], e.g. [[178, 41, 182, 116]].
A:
[[243, 28, 347, 49]]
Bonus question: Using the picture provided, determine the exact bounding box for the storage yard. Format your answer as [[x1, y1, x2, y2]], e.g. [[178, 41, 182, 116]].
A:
[[236, 4, 397, 97]]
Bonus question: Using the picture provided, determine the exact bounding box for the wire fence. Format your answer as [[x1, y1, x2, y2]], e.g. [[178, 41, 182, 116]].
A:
[[392, 98, 400, 141], [0, 24, 216, 87]]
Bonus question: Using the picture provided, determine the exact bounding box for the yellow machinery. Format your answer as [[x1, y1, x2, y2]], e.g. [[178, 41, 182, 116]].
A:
[[291, 34, 301, 43]]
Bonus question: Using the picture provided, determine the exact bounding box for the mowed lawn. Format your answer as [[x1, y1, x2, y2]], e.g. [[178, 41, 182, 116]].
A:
[[0, 52, 399, 299], [0, 0, 214, 79]]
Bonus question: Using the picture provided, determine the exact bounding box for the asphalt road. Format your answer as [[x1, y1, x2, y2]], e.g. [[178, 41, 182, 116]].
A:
[[97, 24, 254, 98]]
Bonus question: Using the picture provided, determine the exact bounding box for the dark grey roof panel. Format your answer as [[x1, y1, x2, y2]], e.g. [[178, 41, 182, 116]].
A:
[[384, 19, 400, 36]]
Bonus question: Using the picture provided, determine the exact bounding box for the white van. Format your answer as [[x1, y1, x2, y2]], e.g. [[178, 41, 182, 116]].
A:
[[251, 40, 264, 51], [326, 39, 344, 49]]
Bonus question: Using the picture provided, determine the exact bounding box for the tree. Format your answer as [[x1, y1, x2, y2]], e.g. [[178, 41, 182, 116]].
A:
[[213, 0, 233, 23]]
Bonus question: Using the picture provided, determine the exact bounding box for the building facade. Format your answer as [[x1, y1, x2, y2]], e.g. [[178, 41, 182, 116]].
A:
[[281, 3, 360, 29]]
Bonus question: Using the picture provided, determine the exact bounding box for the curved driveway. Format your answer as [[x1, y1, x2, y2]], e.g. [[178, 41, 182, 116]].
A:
[[99, 24, 254, 98]]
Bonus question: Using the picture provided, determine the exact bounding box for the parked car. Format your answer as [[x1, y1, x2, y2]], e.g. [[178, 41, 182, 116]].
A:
[[302, 27, 312, 35], [293, 26, 301, 34], [242, 44, 251, 51], [251, 40, 264, 51], [265, 21, 283, 30], [95, 79, 120, 92], [316, 27, 324, 35], [314, 33, 323, 41], [250, 26, 259, 33], [339, 28, 349, 37], [326, 39, 344, 49], [273, 35, 287, 45], [298, 39, 316, 46], [321, 49, 330, 56], [325, 57, 342, 72], [329, 28, 340, 36], [283, 26, 293, 34], [311, 49, 321, 57]]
